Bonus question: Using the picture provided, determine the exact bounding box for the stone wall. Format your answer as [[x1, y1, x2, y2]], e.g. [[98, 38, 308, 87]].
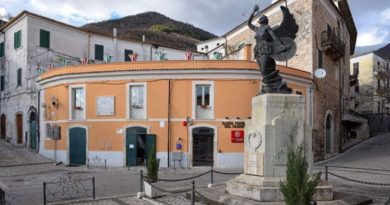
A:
[[365, 113, 390, 136]]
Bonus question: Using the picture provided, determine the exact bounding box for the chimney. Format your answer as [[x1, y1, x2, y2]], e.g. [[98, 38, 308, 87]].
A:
[[244, 44, 252, 61]]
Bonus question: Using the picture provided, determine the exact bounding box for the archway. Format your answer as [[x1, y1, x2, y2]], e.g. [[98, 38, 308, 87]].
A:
[[192, 127, 214, 166], [324, 111, 334, 154]]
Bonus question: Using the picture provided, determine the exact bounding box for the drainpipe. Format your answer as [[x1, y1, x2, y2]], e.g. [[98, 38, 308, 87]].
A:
[[37, 89, 41, 151], [167, 79, 171, 167]]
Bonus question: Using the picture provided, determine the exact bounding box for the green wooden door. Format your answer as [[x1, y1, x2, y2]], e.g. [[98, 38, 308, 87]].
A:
[[30, 121, 37, 149], [146, 134, 156, 162], [126, 132, 137, 166], [69, 127, 86, 165]]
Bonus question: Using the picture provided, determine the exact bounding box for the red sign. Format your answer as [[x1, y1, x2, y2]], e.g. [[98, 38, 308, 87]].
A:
[[231, 130, 244, 143]]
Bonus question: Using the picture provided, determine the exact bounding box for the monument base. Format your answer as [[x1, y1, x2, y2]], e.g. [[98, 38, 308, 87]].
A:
[[226, 174, 333, 202]]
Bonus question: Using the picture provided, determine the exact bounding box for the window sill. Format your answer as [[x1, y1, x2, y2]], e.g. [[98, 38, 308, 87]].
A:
[[15, 46, 23, 52]]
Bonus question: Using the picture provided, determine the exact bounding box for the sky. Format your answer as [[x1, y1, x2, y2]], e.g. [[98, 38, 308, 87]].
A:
[[0, 0, 389, 48]]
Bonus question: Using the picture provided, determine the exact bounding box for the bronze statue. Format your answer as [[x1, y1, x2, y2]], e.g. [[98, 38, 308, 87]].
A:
[[248, 5, 298, 94]]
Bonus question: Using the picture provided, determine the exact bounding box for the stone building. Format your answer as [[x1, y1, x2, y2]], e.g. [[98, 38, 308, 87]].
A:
[[350, 50, 390, 114], [198, 0, 357, 160], [0, 11, 203, 150]]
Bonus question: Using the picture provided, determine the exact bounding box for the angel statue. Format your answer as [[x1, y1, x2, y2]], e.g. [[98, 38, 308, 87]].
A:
[[248, 5, 299, 94]]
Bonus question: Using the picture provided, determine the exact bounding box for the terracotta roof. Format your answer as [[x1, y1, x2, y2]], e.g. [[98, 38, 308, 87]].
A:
[[39, 60, 311, 81]]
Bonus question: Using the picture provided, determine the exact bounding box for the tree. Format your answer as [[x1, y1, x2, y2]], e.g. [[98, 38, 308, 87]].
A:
[[280, 146, 321, 205]]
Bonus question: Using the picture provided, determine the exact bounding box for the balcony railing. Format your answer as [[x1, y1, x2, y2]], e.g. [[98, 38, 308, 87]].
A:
[[321, 30, 345, 61], [374, 65, 390, 78]]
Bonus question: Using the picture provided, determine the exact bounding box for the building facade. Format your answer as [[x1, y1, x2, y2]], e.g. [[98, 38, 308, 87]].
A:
[[197, 0, 357, 160], [0, 11, 203, 149], [350, 52, 390, 114], [38, 61, 311, 168]]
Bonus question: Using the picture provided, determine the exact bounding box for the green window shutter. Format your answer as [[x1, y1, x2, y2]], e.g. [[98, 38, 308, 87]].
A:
[[0, 42, 4, 58], [14, 30, 21, 49], [95, 44, 104, 60], [17, 68, 22, 86], [40, 29, 50, 48]]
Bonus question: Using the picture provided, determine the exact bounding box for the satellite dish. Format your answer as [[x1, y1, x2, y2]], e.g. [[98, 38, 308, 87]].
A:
[[314, 68, 327, 79]]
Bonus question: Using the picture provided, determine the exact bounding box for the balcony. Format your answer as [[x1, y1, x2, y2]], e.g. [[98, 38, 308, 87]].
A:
[[321, 30, 345, 61], [374, 65, 390, 79]]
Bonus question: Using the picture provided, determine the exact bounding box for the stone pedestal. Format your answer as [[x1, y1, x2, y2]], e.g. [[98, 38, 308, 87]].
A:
[[226, 94, 332, 202]]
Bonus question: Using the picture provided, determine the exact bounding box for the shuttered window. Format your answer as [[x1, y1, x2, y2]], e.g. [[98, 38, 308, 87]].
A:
[[95, 44, 104, 60], [14, 30, 21, 49], [0, 42, 4, 58], [17, 68, 22, 86], [40, 29, 50, 48]]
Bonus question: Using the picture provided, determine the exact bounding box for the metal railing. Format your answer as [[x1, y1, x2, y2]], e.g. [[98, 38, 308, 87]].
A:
[[43, 172, 95, 205], [321, 30, 345, 57]]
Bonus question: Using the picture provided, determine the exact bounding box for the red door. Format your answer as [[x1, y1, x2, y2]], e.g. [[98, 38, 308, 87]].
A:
[[16, 114, 23, 144]]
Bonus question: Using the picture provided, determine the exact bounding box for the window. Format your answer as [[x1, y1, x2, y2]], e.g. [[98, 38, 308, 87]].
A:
[[70, 87, 85, 120], [40, 29, 50, 48], [194, 82, 214, 119], [0, 42, 4, 58], [14, 30, 21, 49], [318, 49, 323, 68], [128, 83, 146, 119], [295, 90, 303, 95], [94, 44, 104, 60], [0, 75, 4, 91], [124, 49, 133, 62], [17, 68, 22, 86]]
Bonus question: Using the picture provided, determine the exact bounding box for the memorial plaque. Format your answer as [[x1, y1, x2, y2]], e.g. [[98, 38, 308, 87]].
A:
[[96, 96, 115, 116]]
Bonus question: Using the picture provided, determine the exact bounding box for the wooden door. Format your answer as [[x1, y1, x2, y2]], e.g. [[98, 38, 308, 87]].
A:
[[16, 114, 23, 144], [0, 115, 5, 139]]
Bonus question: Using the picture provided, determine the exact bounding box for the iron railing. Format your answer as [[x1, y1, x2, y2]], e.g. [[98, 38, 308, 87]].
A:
[[321, 30, 345, 59]]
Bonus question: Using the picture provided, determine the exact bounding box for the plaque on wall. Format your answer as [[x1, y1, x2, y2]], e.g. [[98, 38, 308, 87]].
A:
[[96, 96, 115, 115]]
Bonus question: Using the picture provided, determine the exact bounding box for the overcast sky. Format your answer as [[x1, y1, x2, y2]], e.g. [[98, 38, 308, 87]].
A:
[[0, 0, 389, 47]]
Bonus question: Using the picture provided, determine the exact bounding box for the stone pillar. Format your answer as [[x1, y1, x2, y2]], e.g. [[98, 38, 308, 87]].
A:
[[244, 94, 305, 178], [226, 94, 330, 202]]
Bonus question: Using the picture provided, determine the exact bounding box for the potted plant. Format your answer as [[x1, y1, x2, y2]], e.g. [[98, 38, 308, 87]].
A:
[[144, 146, 160, 198]]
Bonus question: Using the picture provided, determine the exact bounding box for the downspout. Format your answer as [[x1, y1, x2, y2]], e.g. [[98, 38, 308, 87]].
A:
[[37, 89, 41, 151], [167, 79, 171, 167]]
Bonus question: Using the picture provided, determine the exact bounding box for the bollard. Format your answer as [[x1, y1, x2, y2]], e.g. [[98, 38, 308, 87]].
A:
[[92, 177, 96, 200], [87, 158, 89, 169], [43, 182, 46, 205], [325, 166, 328, 181], [104, 159, 107, 169], [140, 170, 144, 193], [191, 180, 195, 205], [210, 166, 214, 185]]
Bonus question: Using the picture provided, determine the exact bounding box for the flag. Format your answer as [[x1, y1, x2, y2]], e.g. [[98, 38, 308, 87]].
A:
[[185, 52, 193, 60], [129, 53, 138, 62], [80, 57, 88, 64], [47, 64, 54, 71]]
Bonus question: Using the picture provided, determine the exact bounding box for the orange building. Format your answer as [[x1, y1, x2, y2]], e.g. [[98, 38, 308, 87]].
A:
[[38, 60, 311, 168]]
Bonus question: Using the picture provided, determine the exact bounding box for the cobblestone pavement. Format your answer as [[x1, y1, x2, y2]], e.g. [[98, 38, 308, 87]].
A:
[[0, 140, 238, 205], [315, 132, 390, 204]]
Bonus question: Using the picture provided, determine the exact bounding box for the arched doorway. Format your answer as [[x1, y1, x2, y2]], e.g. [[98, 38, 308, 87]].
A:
[[29, 112, 38, 150], [324, 111, 334, 154], [192, 127, 214, 166], [69, 127, 87, 165], [126, 126, 155, 166], [0, 114, 5, 140]]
